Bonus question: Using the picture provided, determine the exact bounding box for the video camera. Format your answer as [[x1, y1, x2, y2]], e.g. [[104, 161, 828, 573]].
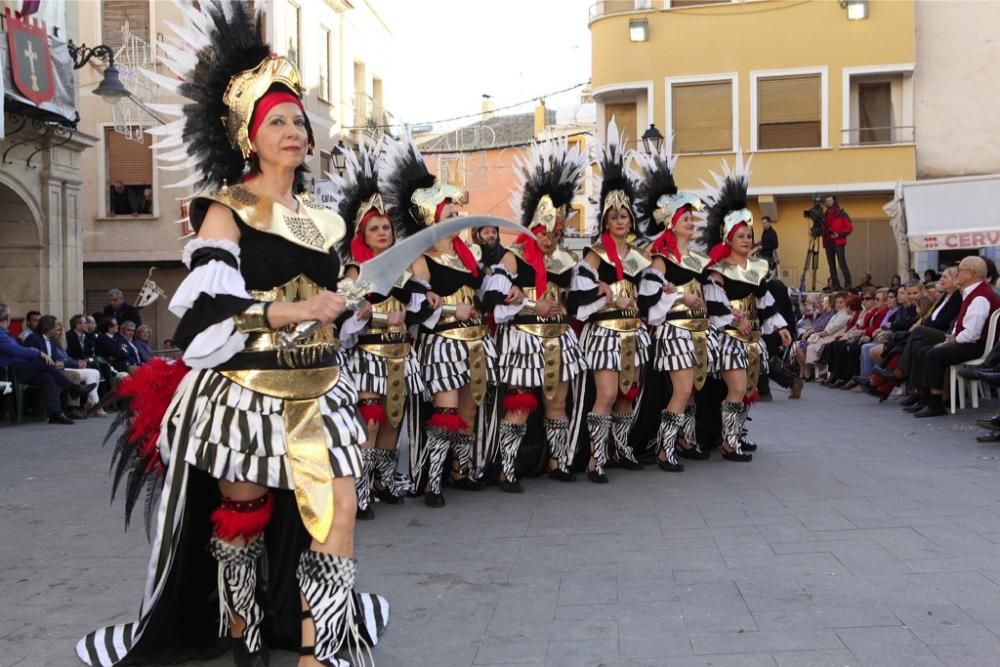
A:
[[803, 197, 824, 238]]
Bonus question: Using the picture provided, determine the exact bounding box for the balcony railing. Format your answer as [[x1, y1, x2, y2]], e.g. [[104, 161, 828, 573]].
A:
[[352, 93, 394, 136], [588, 0, 652, 22], [841, 126, 914, 146]]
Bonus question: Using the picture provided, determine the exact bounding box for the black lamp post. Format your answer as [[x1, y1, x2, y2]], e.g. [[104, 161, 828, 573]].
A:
[[331, 139, 348, 175], [66, 42, 131, 101], [641, 123, 664, 154]]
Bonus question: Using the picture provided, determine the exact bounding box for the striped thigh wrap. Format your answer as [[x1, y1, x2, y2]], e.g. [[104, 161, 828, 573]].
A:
[[495, 324, 588, 387], [578, 322, 651, 372], [417, 331, 498, 395], [652, 323, 697, 372]]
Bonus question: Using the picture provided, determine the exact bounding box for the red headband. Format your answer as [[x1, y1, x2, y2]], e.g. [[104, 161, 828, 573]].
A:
[[707, 222, 750, 266], [671, 206, 689, 228], [248, 91, 305, 146]]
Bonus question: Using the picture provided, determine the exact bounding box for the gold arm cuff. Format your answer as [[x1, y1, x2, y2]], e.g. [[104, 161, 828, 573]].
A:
[[520, 299, 537, 316], [234, 302, 270, 333], [369, 311, 391, 327], [441, 303, 458, 318]]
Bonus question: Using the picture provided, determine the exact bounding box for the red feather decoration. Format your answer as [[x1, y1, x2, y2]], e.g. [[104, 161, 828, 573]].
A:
[[503, 392, 539, 415], [116, 358, 191, 473], [427, 411, 469, 433]]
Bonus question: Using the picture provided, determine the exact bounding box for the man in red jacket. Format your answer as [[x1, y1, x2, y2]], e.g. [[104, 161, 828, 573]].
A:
[[905, 256, 1000, 417], [821, 195, 853, 289]]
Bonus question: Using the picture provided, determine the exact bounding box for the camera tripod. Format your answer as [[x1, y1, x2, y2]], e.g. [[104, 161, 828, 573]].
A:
[[798, 233, 822, 293]]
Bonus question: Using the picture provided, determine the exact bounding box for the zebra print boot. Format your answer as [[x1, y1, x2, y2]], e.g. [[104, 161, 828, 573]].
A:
[[449, 432, 484, 492], [498, 420, 526, 493], [739, 404, 758, 452], [356, 448, 376, 520], [656, 410, 685, 472], [424, 426, 451, 508], [208, 537, 267, 667], [586, 413, 612, 483], [721, 401, 752, 462], [544, 417, 575, 482], [373, 448, 404, 504], [679, 405, 710, 460], [297, 551, 361, 667], [610, 412, 643, 470]]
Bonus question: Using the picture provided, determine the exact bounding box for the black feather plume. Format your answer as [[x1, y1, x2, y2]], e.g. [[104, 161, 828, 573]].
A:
[[593, 117, 637, 230], [332, 136, 384, 263], [633, 147, 678, 239], [380, 128, 436, 239], [697, 151, 752, 249], [510, 139, 586, 227]]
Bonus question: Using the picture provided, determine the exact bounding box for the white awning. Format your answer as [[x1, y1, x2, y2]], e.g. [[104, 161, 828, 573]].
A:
[[902, 174, 1000, 252]]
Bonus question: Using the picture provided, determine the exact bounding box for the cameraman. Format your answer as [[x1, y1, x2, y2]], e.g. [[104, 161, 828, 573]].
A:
[[821, 195, 853, 289]]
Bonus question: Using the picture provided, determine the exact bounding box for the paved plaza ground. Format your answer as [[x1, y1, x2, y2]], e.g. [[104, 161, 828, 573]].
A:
[[4, 386, 1000, 666]]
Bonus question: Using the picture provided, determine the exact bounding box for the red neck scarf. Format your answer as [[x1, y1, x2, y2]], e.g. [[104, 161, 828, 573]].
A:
[[516, 225, 548, 295], [649, 207, 688, 263], [435, 200, 479, 277], [600, 232, 625, 281]]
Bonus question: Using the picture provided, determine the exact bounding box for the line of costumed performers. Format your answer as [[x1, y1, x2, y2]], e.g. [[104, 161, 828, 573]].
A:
[[75, 4, 795, 666]]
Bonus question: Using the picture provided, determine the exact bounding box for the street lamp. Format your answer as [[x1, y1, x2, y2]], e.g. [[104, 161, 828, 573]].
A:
[[641, 123, 664, 154], [331, 139, 348, 175], [628, 18, 649, 42], [66, 42, 130, 101]]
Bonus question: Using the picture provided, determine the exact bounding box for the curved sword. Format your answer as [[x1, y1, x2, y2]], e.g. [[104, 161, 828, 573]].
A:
[[279, 215, 534, 349]]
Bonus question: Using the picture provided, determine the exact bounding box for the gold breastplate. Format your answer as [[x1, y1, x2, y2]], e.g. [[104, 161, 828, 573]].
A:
[[724, 296, 760, 343], [365, 295, 408, 343], [245, 274, 340, 366], [595, 279, 641, 332], [435, 285, 487, 341], [667, 280, 709, 332]]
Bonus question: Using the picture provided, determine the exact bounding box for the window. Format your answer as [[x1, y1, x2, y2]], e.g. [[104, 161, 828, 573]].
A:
[[755, 73, 822, 150], [320, 150, 333, 177], [286, 2, 301, 65], [843, 68, 913, 146], [857, 82, 892, 144], [105, 128, 153, 216], [319, 27, 331, 102], [101, 1, 150, 53], [671, 79, 733, 153]]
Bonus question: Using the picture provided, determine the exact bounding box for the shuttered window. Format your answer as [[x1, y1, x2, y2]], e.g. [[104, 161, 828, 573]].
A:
[[757, 74, 822, 149], [102, 1, 150, 53], [669, 0, 732, 7], [672, 80, 732, 153], [106, 128, 153, 185]]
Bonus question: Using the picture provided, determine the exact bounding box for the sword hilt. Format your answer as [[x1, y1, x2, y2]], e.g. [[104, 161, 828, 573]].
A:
[[277, 282, 372, 350]]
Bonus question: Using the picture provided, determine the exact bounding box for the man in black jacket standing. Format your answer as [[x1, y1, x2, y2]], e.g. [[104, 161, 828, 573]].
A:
[[756, 216, 779, 271], [101, 288, 142, 328]]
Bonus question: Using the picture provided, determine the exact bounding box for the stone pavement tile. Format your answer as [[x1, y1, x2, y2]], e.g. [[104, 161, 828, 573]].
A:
[[835, 627, 945, 666], [912, 524, 995, 551], [557, 576, 618, 606], [545, 638, 619, 667], [474, 639, 547, 664], [752, 606, 900, 631], [714, 532, 776, 558], [792, 508, 857, 532], [737, 577, 813, 612], [772, 649, 859, 667], [728, 552, 849, 577], [688, 629, 845, 654], [678, 582, 758, 633], [822, 541, 912, 576], [636, 654, 777, 667], [928, 638, 1000, 667], [618, 600, 692, 659], [889, 603, 998, 646], [756, 517, 820, 545]]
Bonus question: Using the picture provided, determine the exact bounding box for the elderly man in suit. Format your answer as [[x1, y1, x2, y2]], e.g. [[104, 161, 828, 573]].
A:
[[101, 288, 142, 328], [26, 316, 106, 418]]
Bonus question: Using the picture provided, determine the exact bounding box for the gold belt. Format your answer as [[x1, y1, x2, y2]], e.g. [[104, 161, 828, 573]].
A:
[[722, 327, 762, 344], [665, 316, 710, 333], [435, 323, 488, 341], [514, 322, 569, 338], [359, 342, 410, 427], [219, 367, 342, 543], [595, 317, 642, 333]]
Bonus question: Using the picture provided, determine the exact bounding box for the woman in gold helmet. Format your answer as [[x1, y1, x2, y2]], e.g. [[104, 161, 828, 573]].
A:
[[77, 4, 387, 667], [567, 119, 650, 483], [635, 144, 714, 472]]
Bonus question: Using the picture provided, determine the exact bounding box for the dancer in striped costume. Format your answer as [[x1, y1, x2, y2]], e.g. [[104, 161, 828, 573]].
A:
[[567, 119, 650, 483], [634, 143, 713, 472], [76, 4, 387, 666], [482, 138, 589, 490], [381, 132, 499, 508], [333, 136, 431, 520], [699, 152, 792, 462]]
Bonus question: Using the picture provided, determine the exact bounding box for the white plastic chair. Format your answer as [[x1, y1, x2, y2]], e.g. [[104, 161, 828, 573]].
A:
[[950, 309, 1000, 414]]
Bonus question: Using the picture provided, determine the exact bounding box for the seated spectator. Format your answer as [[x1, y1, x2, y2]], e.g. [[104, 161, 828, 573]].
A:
[[95, 317, 132, 372], [134, 324, 155, 364], [116, 320, 143, 368], [890, 274, 902, 290], [818, 294, 864, 386], [109, 180, 136, 216], [102, 288, 142, 328], [0, 304, 94, 424], [822, 288, 880, 389], [795, 295, 833, 378], [926, 283, 939, 304], [857, 273, 874, 290], [17, 310, 40, 342], [803, 292, 851, 381], [924, 269, 940, 283], [26, 316, 106, 418], [66, 314, 96, 362], [902, 256, 1000, 417]]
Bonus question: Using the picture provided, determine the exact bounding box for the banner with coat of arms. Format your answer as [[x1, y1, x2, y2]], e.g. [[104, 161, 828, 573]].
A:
[[5, 8, 54, 106]]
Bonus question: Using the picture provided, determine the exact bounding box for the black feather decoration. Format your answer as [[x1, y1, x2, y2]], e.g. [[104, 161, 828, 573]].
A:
[[633, 147, 678, 239], [696, 151, 752, 250], [510, 139, 586, 228], [333, 136, 384, 264], [593, 117, 638, 231], [380, 129, 437, 240]]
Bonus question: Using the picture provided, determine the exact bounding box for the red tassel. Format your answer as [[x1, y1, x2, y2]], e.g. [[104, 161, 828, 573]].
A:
[[116, 358, 190, 473], [503, 392, 539, 415], [210, 493, 274, 541], [743, 390, 758, 406], [427, 411, 469, 433], [617, 385, 640, 402], [358, 402, 387, 425]]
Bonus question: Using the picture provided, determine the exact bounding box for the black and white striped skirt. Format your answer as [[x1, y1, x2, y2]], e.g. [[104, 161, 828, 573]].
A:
[[417, 332, 498, 395], [578, 322, 651, 372], [171, 367, 366, 487], [651, 323, 697, 372], [347, 346, 425, 397], [495, 324, 588, 387], [716, 332, 749, 372]]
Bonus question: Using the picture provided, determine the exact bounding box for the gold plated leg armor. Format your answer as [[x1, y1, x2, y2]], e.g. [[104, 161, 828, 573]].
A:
[[467, 339, 487, 406], [691, 331, 709, 391], [746, 342, 761, 397], [283, 399, 335, 544], [385, 356, 406, 427], [619, 332, 636, 396], [542, 337, 561, 401]]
